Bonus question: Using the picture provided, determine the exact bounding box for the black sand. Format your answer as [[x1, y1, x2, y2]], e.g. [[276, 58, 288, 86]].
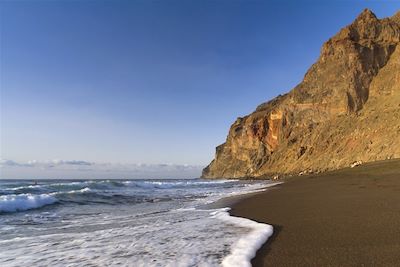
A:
[[230, 159, 400, 267]]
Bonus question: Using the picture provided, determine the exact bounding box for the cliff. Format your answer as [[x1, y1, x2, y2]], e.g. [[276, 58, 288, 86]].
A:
[[202, 9, 400, 179]]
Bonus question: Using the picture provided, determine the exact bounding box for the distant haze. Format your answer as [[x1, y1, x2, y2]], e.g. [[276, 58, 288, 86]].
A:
[[0, 159, 202, 179], [1, 1, 399, 179]]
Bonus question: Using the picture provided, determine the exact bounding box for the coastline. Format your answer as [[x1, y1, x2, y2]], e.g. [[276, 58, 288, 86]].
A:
[[199, 181, 282, 267], [229, 159, 400, 266]]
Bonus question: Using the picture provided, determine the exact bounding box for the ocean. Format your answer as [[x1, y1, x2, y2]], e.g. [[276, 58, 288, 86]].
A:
[[0, 179, 276, 267]]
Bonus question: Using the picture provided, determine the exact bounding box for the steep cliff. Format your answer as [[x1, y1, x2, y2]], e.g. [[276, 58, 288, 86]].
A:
[[202, 9, 400, 179]]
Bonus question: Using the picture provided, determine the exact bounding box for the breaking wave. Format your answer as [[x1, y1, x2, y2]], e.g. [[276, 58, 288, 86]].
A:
[[0, 179, 245, 213], [0, 193, 58, 213], [0, 178, 279, 266]]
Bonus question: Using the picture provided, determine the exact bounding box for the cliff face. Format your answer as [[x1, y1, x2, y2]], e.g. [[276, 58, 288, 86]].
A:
[[202, 9, 400, 179]]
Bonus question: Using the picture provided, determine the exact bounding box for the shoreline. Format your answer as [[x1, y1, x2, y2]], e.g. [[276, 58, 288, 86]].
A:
[[203, 181, 282, 210], [229, 159, 400, 266], [199, 181, 282, 267]]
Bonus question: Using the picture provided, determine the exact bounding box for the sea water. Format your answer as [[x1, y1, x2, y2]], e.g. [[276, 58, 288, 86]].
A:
[[0, 179, 276, 267]]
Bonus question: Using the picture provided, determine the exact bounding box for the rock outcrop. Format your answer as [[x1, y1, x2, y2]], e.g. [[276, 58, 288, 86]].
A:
[[202, 9, 400, 179]]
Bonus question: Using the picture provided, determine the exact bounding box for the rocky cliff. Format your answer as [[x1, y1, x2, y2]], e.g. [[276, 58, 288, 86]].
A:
[[202, 9, 400, 179]]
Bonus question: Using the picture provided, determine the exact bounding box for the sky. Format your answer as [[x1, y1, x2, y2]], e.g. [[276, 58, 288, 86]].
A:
[[1, 0, 399, 179]]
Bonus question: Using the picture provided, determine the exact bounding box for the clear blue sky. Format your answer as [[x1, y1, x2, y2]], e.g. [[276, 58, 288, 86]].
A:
[[1, 1, 399, 176]]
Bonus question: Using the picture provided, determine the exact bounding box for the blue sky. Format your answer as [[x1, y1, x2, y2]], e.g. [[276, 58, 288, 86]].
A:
[[1, 0, 399, 178]]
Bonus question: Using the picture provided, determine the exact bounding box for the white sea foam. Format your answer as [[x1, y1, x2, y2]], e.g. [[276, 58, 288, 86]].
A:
[[80, 187, 91, 193], [7, 181, 90, 192], [0, 179, 279, 266], [211, 208, 273, 267], [9, 184, 43, 191], [0, 194, 58, 213], [124, 179, 240, 189], [65, 187, 92, 194], [0, 187, 92, 213]]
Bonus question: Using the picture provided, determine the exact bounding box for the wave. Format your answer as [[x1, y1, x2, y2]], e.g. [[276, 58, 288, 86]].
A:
[[125, 179, 239, 189], [211, 208, 273, 267], [0, 193, 58, 213], [0, 187, 95, 213], [0, 179, 269, 214], [65, 187, 92, 194], [0, 185, 176, 213], [1, 179, 240, 195]]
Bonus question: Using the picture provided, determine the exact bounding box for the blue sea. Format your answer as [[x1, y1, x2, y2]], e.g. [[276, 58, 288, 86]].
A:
[[0, 179, 276, 267]]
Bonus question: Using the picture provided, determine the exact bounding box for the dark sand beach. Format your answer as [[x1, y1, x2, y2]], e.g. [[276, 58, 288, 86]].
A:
[[230, 159, 400, 267]]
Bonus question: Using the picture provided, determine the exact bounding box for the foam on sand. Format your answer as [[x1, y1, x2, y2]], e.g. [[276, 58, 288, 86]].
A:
[[0, 179, 278, 266], [124, 179, 240, 189], [211, 208, 273, 267], [0, 193, 58, 213]]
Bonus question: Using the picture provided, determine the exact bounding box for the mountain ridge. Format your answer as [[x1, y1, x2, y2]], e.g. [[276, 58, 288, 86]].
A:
[[202, 9, 400, 179]]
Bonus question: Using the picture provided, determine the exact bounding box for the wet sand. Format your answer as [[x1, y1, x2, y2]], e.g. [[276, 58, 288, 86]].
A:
[[230, 159, 400, 267]]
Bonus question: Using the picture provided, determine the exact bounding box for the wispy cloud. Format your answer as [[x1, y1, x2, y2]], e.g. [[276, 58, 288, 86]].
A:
[[52, 160, 93, 166], [27, 159, 93, 167], [0, 159, 204, 179], [0, 159, 32, 167]]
